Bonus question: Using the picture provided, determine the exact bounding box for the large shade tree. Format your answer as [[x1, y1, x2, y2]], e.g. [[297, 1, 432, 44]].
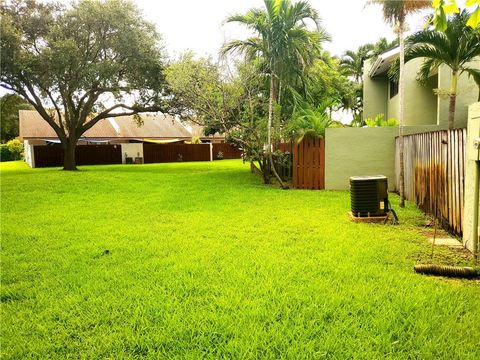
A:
[[0, 0, 169, 170], [405, 11, 480, 128], [370, 0, 430, 208], [221, 0, 327, 186]]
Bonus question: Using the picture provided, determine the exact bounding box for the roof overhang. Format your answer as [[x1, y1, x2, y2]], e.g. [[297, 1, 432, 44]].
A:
[[369, 47, 400, 78]]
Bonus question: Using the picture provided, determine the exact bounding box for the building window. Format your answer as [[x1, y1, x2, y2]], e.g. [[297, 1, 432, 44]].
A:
[[389, 79, 399, 98]]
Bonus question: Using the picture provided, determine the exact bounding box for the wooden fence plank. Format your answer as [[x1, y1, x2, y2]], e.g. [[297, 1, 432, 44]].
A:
[[292, 138, 325, 190], [395, 129, 465, 235]]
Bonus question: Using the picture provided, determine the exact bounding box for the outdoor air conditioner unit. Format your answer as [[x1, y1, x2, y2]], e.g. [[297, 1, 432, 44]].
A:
[[350, 175, 388, 217]]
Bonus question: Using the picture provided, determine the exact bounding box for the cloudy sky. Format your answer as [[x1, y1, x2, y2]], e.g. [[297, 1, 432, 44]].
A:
[[135, 0, 433, 59]]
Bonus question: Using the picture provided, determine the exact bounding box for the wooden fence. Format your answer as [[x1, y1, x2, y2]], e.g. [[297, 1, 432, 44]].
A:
[[292, 138, 325, 190], [34, 145, 122, 167], [143, 143, 210, 163], [395, 129, 466, 235], [212, 143, 242, 159]]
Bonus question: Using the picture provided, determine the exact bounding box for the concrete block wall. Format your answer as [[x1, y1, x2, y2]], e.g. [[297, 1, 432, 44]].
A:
[[324, 125, 447, 191]]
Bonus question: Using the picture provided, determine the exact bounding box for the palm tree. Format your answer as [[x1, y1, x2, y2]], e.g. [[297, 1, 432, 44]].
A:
[[369, 0, 430, 208], [286, 97, 334, 142], [222, 0, 327, 186], [405, 11, 480, 129], [372, 37, 399, 57], [340, 44, 375, 82], [340, 44, 376, 126]]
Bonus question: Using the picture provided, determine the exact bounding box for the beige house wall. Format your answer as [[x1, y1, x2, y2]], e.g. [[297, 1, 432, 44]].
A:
[[386, 58, 437, 126], [463, 102, 480, 254], [363, 59, 388, 120], [437, 60, 480, 129]]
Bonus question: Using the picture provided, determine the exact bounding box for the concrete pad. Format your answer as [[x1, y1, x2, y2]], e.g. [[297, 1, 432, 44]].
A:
[[429, 237, 464, 248]]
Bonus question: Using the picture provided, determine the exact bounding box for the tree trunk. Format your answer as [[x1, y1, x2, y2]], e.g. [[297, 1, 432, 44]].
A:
[[448, 71, 458, 130], [63, 138, 78, 171], [267, 74, 288, 189], [398, 23, 406, 208], [267, 75, 274, 156]]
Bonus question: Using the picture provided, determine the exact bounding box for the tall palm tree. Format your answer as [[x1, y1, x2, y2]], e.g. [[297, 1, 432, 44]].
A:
[[370, 0, 430, 208], [405, 11, 480, 129], [222, 0, 327, 186]]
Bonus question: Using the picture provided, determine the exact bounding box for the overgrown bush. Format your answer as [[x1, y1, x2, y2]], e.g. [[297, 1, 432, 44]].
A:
[[0, 139, 23, 162]]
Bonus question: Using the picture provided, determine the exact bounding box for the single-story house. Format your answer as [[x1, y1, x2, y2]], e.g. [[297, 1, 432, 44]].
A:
[[19, 111, 228, 167]]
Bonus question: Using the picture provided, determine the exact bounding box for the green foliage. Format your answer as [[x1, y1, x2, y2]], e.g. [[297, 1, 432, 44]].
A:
[[430, 0, 480, 30], [166, 53, 242, 127], [188, 136, 201, 144], [285, 99, 333, 142], [222, 0, 328, 91], [364, 113, 399, 127], [0, 140, 23, 162], [306, 53, 354, 110], [406, 11, 480, 82], [222, 0, 329, 130], [1, 160, 479, 358], [166, 54, 267, 156], [403, 10, 480, 110], [0, 94, 33, 142]]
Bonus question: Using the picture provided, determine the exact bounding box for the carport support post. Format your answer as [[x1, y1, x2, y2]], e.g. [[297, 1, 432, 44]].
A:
[[210, 143, 213, 161]]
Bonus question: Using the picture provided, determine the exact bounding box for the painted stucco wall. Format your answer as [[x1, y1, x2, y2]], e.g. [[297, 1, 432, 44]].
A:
[[463, 102, 480, 254], [324, 125, 447, 191], [364, 58, 479, 128], [437, 60, 480, 129], [120, 143, 143, 164], [364, 58, 437, 126], [363, 59, 388, 120], [404, 59, 438, 126]]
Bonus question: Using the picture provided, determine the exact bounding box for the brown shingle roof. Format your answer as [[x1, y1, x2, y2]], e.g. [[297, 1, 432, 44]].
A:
[[113, 113, 192, 138], [19, 111, 198, 139], [19, 110, 117, 138]]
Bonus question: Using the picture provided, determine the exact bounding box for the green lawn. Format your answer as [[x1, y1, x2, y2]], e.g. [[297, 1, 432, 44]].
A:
[[1, 160, 479, 359]]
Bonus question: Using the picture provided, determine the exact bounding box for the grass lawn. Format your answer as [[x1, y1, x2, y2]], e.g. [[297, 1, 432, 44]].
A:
[[1, 160, 479, 359]]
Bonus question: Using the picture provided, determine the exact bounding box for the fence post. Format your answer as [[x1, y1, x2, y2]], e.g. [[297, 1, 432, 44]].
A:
[[209, 143, 213, 162]]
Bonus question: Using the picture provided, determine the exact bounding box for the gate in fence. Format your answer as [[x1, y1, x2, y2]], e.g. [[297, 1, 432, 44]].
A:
[[292, 138, 325, 190]]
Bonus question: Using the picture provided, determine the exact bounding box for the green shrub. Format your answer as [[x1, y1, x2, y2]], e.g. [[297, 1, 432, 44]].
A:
[[364, 113, 399, 127], [0, 139, 23, 162]]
